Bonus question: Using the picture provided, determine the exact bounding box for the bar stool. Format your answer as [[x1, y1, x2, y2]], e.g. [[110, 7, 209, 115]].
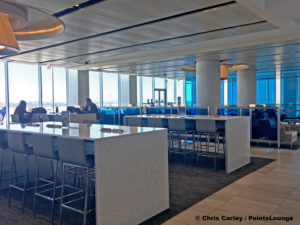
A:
[[7, 131, 33, 213], [57, 136, 95, 225], [31, 114, 41, 122], [147, 117, 163, 128], [40, 114, 50, 122], [168, 118, 194, 163], [0, 131, 9, 188], [126, 117, 142, 126], [31, 134, 60, 225], [195, 120, 224, 170]]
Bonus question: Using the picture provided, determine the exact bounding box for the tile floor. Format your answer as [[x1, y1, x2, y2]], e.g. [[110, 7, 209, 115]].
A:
[[163, 147, 300, 225]]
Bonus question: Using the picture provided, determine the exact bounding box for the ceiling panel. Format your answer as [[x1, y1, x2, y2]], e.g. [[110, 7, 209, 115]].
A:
[[7, 2, 275, 65]]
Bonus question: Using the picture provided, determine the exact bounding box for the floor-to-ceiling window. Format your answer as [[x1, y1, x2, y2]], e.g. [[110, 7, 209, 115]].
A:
[[167, 79, 175, 105], [53, 67, 67, 111], [176, 79, 184, 105], [41, 66, 53, 112], [142, 76, 153, 105], [8, 62, 39, 116], [89, 71, 101, 106], [256, 72, 275, 106], [120, 74, 129, 106], [228, 73, 237, 106], [281, 70, 300, 116], [103, 72, 118, 106], [137, 76, 141, 106]]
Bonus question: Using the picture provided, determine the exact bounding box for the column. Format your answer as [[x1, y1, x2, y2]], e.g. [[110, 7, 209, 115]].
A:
[[196, 60, 220, 115], [77, 70, 89, 106], [129, 76, 137, 106], [237, 69, 256, 107]]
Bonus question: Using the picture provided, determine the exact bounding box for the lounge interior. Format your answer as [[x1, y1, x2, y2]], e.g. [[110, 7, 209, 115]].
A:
[[1, 0, 300, 225]]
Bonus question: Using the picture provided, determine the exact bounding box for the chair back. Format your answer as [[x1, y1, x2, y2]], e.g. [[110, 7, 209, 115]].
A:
[[11, 114, 20, 123], [7, 131, 26, 153], [40, 114, 49, 122], [57, 136, 89, 166], [31, 114, 40, 122], [126, 117, 142, 127], [147, 118, 163, 128], [196, 119, 216, 133], [31, 134, 56, 159], [82, 120, 99, 124], [54, 115, 62, 122], [168, 118, 186, 131]]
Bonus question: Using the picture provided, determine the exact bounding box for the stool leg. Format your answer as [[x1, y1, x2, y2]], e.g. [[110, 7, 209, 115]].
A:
[[8, 153, 14, 208], [59, 163, 65, 225], [22, 155, 29, 214], [0, 150, 3, 186], [33, 156, 39, 218], [83, 167, 89, 225], [51, 160, 58, 225]]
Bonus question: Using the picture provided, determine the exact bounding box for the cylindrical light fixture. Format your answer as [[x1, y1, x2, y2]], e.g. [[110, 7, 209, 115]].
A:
[[0, 12, 20, 55], [220, 64, 229, 80]]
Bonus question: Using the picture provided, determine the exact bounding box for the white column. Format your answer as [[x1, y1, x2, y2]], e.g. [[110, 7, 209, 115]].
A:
[[237, 69, 256, 107], [196, 60, 220, 115]]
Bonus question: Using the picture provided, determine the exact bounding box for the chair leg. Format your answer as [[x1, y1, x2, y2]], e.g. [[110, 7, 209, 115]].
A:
[[59, 163, 65, 225]]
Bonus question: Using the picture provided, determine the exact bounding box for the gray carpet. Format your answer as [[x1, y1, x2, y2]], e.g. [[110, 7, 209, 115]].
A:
[[0, 157, 274, 225]]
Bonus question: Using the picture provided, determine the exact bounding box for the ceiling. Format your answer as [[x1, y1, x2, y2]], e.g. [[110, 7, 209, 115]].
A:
[[1, 0, 300, 78]]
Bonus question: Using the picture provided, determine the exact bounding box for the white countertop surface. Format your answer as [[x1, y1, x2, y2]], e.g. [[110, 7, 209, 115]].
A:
[[126, 115, 242, 120], [0, 122, 165, 141]]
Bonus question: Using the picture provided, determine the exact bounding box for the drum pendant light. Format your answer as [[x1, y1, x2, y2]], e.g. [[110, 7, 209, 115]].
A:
[[0, 12, 20, 56]]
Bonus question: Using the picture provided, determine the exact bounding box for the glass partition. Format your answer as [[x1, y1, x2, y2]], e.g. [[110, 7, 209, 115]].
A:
[[186, 107, 209, 115]]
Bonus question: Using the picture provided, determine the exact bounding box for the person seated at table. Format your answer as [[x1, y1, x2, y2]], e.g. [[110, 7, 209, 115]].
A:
[[14, 100, 30, 123], [83, 98, 98, 113]]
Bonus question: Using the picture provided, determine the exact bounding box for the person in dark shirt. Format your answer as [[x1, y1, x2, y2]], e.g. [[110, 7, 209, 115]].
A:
[[14, 100, 30, 123], [84, 98, 98, 113]]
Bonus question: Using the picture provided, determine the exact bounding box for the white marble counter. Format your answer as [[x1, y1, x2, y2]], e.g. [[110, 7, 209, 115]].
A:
[[0, 122, 164, 141]]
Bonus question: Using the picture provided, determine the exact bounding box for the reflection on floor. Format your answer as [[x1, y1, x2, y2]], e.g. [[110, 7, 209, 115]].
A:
[[163, 147, 300, 225]]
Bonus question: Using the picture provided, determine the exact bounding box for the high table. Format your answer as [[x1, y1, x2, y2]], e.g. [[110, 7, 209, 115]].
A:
[[124, 115, 251, 173], [0, 122, 169, 225]]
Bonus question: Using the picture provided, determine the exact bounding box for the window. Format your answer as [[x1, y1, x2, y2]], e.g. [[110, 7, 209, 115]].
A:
[[137, 76, 141, 106], [281, 71, 300, 115], [53, 67, 67, 111], [103, 72, 118, 106], [176, 79, 184, 105], [89, 71, 100, 106], [256, 78, 275, 106], [142, 76, 153, 104], [68, 69, 78, 106], [120, 74, 129, 106], [220, 80, 224, 107], [41, 66, 53, 112], [155, 77, 165, 89], [167, 79, 175, 104], [0, 62, 5, 109], [8, 62, 39, 116]]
